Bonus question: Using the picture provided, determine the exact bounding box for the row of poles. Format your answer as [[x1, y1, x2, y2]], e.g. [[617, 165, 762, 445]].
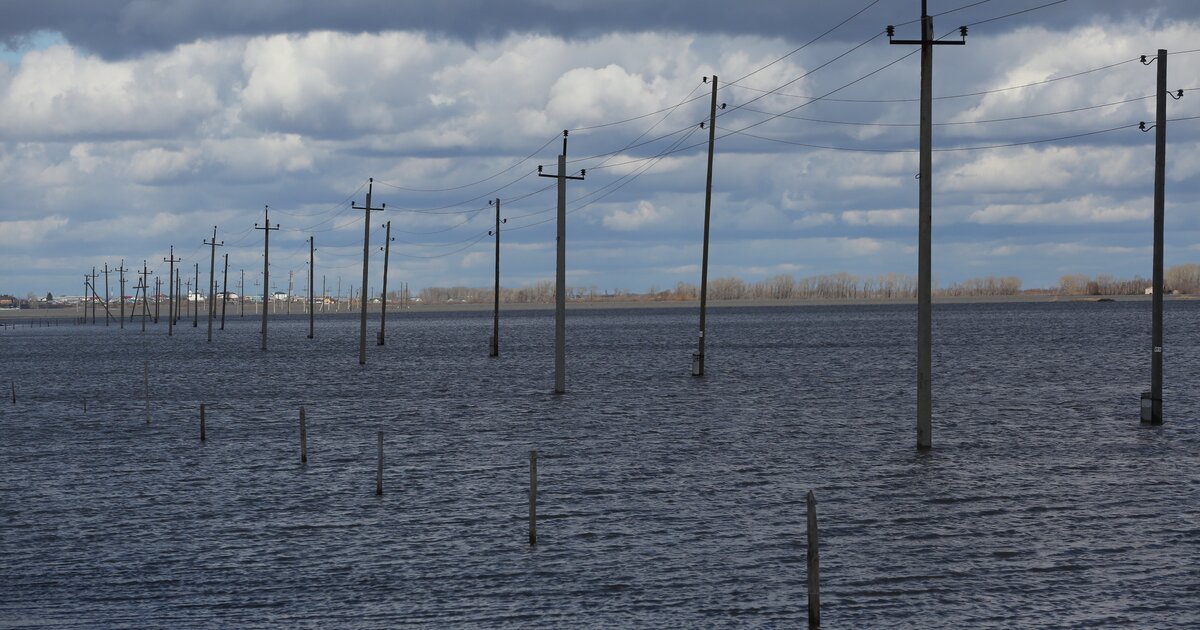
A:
[[60, 2, 1178, 449]]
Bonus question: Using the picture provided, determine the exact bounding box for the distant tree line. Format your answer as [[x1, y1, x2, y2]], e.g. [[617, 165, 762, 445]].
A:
[[1058, 264, 1200, 295]]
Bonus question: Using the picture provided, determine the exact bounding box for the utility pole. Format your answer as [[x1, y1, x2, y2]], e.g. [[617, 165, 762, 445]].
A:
[[192, 263, 200, 328], [88, 267, 97, 324], [102, 263, 111, 326], [888, 1, 966, 449], [117, 260, 129, 330], [204, 227, 224, 342], [308, 236, 315, 339], [378, 221, 393, 345], [175, 269, 181, 325], [538, 131, 585, 394], [220, 252, 229, 330], [489, 199, 506, 357], [240, 269, 246, 318], [255, 205, 280, 351], [154, 277, 161, 323], [695, 75, 725, 377], [1139, 49, 1183, 424], [162, 249, 178, 336], [138, 261, 153, 333], [287, 270, 295, 316], [352, 179, 386, 365]]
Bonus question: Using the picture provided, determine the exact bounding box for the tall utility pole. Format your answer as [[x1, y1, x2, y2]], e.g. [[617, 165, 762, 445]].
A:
[[240, 269, 246, 318], [220, 252, 229, 331], [1140, 49, 1182, 425], [88, 267, 98, 324], [154, 277, 161, 323], [308, 237, 315, 339], [695, 75, 724, 377], [163, 248, 179, 336], [192, 263, 200, 328], [102, 263, 112, 326], [138, 261, 153, 333], [378, 221, 393, 346], [204, 227, 224, 342], [287, 270, 295, 316], [352, 179, 386, 365], [888, 1, 966, 449], [489, 199, 506, 357], [255, 206, 280, 351], [538, 131, 586, 394], [175, 269, 182, 325], [117, 260, 129, 330]]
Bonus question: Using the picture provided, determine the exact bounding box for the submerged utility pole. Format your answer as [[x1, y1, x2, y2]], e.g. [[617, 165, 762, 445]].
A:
[[489, 198, 506, 357], [1140, 49, 1182, 425], [240, 269, 246, 318], [204, 227, 224, 342], [378, 221, 393, 346], [175, 269, 181, 325], [117, 260, 129, 330], [538, 131, 586, 394], [88, 267, 97, 324], [138, 261, 153, 332], [220, 252, 229, 331], [695, 75, 724, 377], [193, 263, 200, 328], [888, 1, 967, 449], [102, 263, 111, 326], [255, 206, 279, 351], [308, 237, 315, 339], [352, 179, 386, 365]]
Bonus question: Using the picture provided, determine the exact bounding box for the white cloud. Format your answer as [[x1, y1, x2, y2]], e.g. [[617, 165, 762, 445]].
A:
[[602, 200, 674, 230], [0, 215, 69, 245], [841, 209, 912, 226], [969, 195, 1150, 224]]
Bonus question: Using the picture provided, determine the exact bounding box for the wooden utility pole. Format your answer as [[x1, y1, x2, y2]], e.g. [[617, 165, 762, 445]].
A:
[[192, 263, 200, 328], [378, 221, 393, 345], [352, 179, 386, 364], [139, 261, 153, 332], [102, 263, 112, 326], [204, 227, 224, 342], [220, 252, 229, 331], [154, 277, 161, 323], [255, 206, 279, 351], [117, 260, 129, 330], [695, 75, 723, 376], [308, 236, 315, 339], [489, 199, 505, 357], [1140, 49, 1181, 425], [888, 1, 966, 449], [175, 269, 181, 325], [162, 249, 179, 336], [240, 269, 246, 318], [538, 131, 585, 394], [88, 267, 98, 324]]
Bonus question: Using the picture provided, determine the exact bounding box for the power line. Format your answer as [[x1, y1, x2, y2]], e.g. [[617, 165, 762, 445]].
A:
[[964, 0, 1069, 28], [372, 133, 560, 193], [728, 0, 882, 86]]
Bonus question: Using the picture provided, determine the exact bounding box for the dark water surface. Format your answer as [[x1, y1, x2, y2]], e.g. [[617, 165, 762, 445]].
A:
[[2, 302, 1198, 628]]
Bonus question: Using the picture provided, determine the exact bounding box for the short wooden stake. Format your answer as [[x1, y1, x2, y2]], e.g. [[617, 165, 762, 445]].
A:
[[807, 489, 821, 627], [299, 406, 308, 464], [83, 398, 87, 413], [200, 404, 206, 441], [375, 431, 383, 496], [143, 361, 151, 425], [529, 450, 538, 546]]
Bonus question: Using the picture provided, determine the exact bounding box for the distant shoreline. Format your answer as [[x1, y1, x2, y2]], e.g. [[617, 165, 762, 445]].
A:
[[3, 293, 1193, 320]]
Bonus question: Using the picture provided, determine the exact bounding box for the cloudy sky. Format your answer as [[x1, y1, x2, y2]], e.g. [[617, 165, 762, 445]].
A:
[[2, 0, 1199, 297]]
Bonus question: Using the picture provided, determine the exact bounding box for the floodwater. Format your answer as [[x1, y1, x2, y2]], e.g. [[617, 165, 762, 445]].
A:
[[1, 301, 1197, 628]]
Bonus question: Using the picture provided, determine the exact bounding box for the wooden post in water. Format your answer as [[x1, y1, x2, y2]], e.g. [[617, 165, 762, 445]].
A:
[[10, 380, 14, 404], [299, 406, 308, 464], [806, 490, 821, 627], [200, 404, 206, 441], [529, 450, 538, 545], [376, 431, 384, 495], [143, 361, 151, 425]]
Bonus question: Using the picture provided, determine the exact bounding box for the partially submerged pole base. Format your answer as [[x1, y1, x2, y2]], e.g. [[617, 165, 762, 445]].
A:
[[529, 450, 538, 546], [691, 352, 703, 377], [375, 431, 384, 496], [489, 335, 497, 358], [807, 489, 821, 627], [299, 406, 308, 464], [200, 404, 206, 441], [1140, 391, 1162, 424]]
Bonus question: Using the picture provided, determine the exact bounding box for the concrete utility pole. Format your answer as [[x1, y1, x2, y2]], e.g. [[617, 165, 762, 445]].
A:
[[352, 179, 386, 365], [175, 269, 181, 325], [88, 267, 97, 324], [204, 227, 224, 342], [888, 1, 966, 449], [138, 261, 153, 333], [695, 75, 724, 377], [193, 263, 200, 328], [308, 237, 315, 339], [489, 198, 506, 357], [378, 222, 394, 345], [102, 263, 111, 326], [117, 260, 129, 330], [538, 131, 585, 394], [1140, 49, 1182, 425], [255, 206, 280, 351], [165, 246, 181, 336], [220, 252, 229, 331]]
